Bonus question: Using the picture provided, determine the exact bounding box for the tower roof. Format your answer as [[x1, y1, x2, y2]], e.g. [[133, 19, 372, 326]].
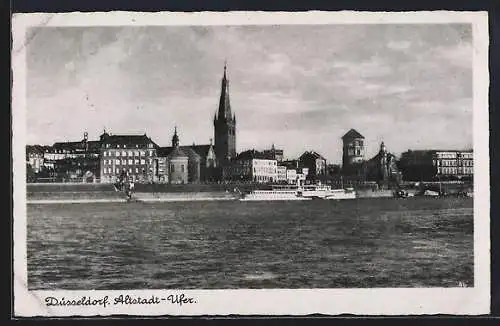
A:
[[342, 129, 364, 140], [217, 62, 233, 121], [172, 126, 180, 148]]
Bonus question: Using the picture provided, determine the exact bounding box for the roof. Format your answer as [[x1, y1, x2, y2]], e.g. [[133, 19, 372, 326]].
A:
[[342, 129, 364, 140], [167, 147, 188, 159], [190, 145, 212, 158], [26, 145, 48, 153], [299, 151, 326, 161], [52, 140, 101, 152], [403, 149, 473, 155], [280, 160, 299, 169], [158, 146, 201, 160], [101, 134, 158, 147], [236, 149, 273, 160]]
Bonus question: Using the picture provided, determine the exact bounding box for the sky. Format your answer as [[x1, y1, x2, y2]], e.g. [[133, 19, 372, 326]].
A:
[[26, 24, 472, 163]]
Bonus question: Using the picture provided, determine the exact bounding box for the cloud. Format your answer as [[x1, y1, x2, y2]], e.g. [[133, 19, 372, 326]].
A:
[[26, 24, 473, 163], [387, 40, 411, 51]]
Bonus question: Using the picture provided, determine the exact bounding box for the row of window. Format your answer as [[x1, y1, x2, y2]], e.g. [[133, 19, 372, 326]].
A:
[[253, 160, 278, 166], [350, 140, 364, 147], [103, 159, 147, 165], [103, 167, 145, 174], [437, 167, 474, 175], [103, 143, 154, 149], [103, 150, 154, 157], [436, 152, 473, 159], [436, 153, 457, 159], [254, 167, 278, 174], [436, 159, 474, 167], [254, 175, 273, 182], [347, 149, 363, 156]]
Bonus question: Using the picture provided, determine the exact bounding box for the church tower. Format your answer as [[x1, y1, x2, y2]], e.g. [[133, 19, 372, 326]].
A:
[[214, 62, 237, 165]]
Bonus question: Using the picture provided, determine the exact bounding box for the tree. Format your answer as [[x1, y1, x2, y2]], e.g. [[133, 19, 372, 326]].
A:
[[26, 164, 35, 182]]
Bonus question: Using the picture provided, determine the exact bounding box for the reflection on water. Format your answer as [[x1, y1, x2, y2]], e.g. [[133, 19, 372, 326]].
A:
[[27, 198, 473, 290]]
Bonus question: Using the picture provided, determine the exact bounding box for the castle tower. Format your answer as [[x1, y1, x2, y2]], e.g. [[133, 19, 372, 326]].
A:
[[214, 62, 237, 165], [342, 129, 365, 174]]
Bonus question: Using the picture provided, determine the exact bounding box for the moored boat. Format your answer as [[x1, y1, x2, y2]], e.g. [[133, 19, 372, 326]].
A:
[[239, 185, 311, 201], [301, 184, 356, 200], [239, 182, 356, 201]]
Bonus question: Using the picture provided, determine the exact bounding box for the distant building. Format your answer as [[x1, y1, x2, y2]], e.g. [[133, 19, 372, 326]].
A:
[[214, 63, 237, 175], [263, 144, 284, 162], [227, 149, 278, 183], [342, 129, 365, 175], [298, 151, 327, 181], [26, 145, 46, 173], [286, 169, 297, 184], [52, 132, 101, 159], [190, 141, 218, 182], [157, 128, 203, 184], [281, 159, 299, 170], [164, 129, 190, 184], [326, 164, 341, 176], [399, 149, 473, 181], [99, 131, 158, 183], [50, 132, 102, 182], [364, 142, 401, 188], [27, 132, 102, 182], [276, 165, 287, 183]]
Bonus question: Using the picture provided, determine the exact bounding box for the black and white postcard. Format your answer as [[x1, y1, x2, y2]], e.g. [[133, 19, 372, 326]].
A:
[[12, 11, 490, 316]]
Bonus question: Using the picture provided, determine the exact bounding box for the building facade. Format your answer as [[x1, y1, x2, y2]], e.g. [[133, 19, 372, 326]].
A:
[[166, 148, 189, 185], [277, 165, 287, 183], [399, 149, 473, 181], [26, 145, 46, 173], [227, 150, 278, 183], [214, 64, 237, 171], [298, 151, 327, 181], [99, 131, 158, 183], [286, 169, 297, 184]]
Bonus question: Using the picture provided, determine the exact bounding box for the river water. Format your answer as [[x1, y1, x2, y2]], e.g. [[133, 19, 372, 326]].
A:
[[27, 197, 473, 289]]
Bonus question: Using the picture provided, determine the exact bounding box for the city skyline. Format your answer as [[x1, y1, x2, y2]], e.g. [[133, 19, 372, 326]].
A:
[[27, 24, 473, 163]]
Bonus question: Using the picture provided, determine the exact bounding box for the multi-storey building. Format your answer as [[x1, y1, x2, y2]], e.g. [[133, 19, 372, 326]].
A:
[[27, 132, 102, 182], [298, 151, 327, 181], [99, 131, 158, 183], [227, 149, 278, 183], [434, 150, 474, 177], [26, 145, 46, 173], [52, 132, 101, 159], [276, 165, 287, 183], [286, 169, 297, 184], [399, 149, 473, 181]]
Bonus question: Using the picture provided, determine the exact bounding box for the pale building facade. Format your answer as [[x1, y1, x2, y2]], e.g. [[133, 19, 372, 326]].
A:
[[99, 132, 158, 183], [277, 165, 287, 183]]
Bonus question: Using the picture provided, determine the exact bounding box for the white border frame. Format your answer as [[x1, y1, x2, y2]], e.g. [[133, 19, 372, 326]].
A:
[[12, 11, 490, 316]]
